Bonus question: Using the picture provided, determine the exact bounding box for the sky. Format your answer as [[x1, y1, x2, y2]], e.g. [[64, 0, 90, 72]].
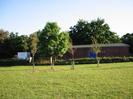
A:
[[0, 0, 133, 37]]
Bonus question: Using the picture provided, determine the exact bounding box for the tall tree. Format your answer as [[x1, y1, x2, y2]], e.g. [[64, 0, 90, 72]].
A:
[[9, 34, 30, 52], [0, 29, 12, 59], [91, 37, 101, 67], [38, 22, 70, 69], [69, 18, 121, 45], [121, 33, 133, 53], [0, 29, 9, 44], [17, 35, 29, 52], [8, 32, 19, 55], [29, 33, 38, 71], [68, 38, 75, 70], [0, 30, 30, 59]]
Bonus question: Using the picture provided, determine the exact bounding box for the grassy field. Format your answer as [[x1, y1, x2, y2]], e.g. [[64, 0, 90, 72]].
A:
[[0, 62, 133, 99]]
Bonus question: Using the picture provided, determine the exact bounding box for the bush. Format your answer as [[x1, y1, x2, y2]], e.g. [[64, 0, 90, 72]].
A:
[[0, 57, 133, 66], [36, 57, 50, 65], [55, 57, 133, 65], [0, 58, 30, 66]]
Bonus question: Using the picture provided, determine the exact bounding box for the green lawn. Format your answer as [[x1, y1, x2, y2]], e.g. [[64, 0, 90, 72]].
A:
[[0, 62, 133, 99]]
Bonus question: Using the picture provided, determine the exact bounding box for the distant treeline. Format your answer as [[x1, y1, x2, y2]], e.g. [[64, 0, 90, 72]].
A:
[[0, 18, 133, 59]]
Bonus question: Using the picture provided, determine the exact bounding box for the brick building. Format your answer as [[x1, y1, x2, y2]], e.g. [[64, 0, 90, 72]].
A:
[[64, 43, 130, 59]]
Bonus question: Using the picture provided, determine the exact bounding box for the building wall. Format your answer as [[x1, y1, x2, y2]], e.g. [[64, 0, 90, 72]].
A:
[[100, 47, 129, 57], [63, 46, 129, 59]]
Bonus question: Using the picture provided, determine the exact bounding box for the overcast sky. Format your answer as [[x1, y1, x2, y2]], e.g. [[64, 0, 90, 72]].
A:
[[0, 0, 133, 36]]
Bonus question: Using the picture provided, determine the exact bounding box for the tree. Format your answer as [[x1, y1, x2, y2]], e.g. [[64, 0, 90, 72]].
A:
[[121, 33, 133, 53], [29, 33, 38, 71], [69, 18, 121, 45], [17, 35, 29, 52], [0, 30, 29, 59], [0, 29, 13, 59], [38, 22, 70, 69], [56, 32, 70, 57], [8, 32, 19, 55], [0, 29, 9, 44], [91, 37, 101, 67], [68, 38, 75, 70], [9, 34, 30, 52]]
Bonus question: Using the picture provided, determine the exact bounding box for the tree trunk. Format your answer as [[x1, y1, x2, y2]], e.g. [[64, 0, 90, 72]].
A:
[[71, 58, 75, 70], [71, 52, 75, 70], [32, 55, 35, 72], [97, 59, 100, 67], [96, 57, 100, 67], [50, 56, 54, 70], [96, 53, 100, 67]]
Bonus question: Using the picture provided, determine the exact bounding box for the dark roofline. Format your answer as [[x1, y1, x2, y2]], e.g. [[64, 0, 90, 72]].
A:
[[73, 43, 129, 48]]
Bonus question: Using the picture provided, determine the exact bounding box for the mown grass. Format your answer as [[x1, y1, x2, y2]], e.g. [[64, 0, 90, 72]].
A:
[[0, 62, 133, 99]]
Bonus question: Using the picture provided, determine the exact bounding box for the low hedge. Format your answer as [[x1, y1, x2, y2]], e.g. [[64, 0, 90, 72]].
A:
[[0, 58, 30, 66], [0, 57, 133, 66], [55, 57, 133, 65]]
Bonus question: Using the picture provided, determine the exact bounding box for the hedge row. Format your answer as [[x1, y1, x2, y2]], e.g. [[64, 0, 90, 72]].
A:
[[0, 57, 133, 66], [55, 57, 133, 65], [0, 58, 29, 66]]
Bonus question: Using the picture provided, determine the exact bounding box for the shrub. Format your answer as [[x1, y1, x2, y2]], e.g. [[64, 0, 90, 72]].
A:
[[0, 58, 30, 66], [55, 57, 133, 65], [0, 57, 133, 66]]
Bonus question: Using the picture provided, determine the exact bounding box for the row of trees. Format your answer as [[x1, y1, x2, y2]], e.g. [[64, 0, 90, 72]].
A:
[[69, 19, 133, 53], [38, 22, 70, 69], [0, 18, 133, 61], [0, 22, 70, 70], [0, 30, 30, 59], [121, 33, 133, 53], [69, 18, 121, 45]]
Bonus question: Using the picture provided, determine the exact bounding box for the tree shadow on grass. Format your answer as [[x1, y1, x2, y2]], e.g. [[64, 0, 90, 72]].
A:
[[0, 68, 44, 72], [90, 65, 133, 70], [0, 67, 70, 72]]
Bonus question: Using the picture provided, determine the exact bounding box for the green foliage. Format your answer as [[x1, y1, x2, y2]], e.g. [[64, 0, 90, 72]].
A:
[[38, 22, 70, 69], [67, 38, 75, 70], [92, 37, 101, 54], [0, 30, 14, 59], [34, 57, 133, 65], [9, 33, 29, 52], [16, 35, 29, 52], [38, 22, 70, 58], [38, 22, 60, 57], [0, 29, 9, 43], [7, 32, 19, 55], [0, 62, 133, 98], [91, 37, 101, 67], [69, 18, 121, 45], [121, 33, 133, 53], [55, 32, 70, 57], [0, 58, 29, 66], [29, 33, 38, 56], [0, 30, 30, 59], [29, 33, 38, 70]]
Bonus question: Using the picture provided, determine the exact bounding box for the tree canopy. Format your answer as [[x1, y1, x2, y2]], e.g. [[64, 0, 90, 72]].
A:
[[69, 18, 121, 45], [121, 33, 133, 53], [38, 22, 60, 57], [0, 30, 30, 59], [29, 33, 38, 70], [0, 19, 130, 60], [38, 22, 70, 68], [0, 29, 9, 44]]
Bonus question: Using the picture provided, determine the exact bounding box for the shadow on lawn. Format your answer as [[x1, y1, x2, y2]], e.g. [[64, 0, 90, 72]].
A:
[[90, 65, 133, 70], [0, 64, 50, 67], [0, 63, 133, 71], [0, 68, 70, 73], [0, 65, 31, 67]]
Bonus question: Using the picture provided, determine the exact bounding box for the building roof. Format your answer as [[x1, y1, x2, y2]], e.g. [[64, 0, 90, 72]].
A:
[[73, 43, 129, 48]]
